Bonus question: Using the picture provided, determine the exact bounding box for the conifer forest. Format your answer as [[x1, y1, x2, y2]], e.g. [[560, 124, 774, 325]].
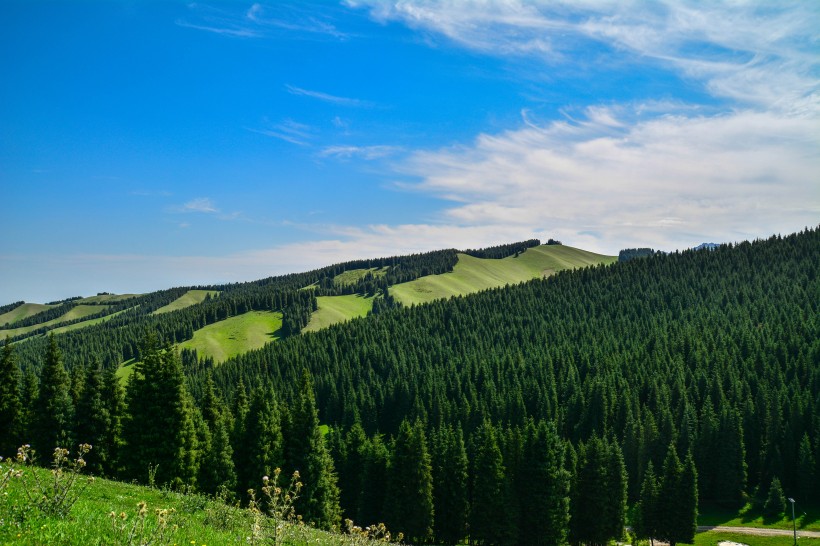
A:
[[1, 227, 819, 545]]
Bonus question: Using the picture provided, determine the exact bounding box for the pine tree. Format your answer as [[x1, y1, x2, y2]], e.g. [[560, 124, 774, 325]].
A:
[[0, 339, 22, 457], [656, 445, 697, 546], [340, 422, 368, 522], [570, 436, 612, 546], [19, 368, 38, 443], [100, 365, 124, 477], [237, 387, 284, 498], [469, 422, 515, 546], [603, 440, 628, 541], [386, 420, 434, 545], [797, 433, 816, 503], [121, 334, 198, 487], [73, 360, 111, 474], [32, 335, 73, 457], [432, 425, 469, 545], [286, 370, 341, 530], [358, 433, 389, 528], [714, 408, 746, 506], [634, 461, 659, 544], [197, 374, 236, 496], [518, 421, 570, 546], [763, 477, 786, 517]]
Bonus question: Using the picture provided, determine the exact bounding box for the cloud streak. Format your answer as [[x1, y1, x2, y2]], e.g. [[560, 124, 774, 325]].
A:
[[285, 85, 374, 108]]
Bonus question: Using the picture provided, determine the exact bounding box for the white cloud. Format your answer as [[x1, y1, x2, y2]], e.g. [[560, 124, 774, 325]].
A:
[[179, 197, 219, 213], [285, 85, 374, 108], [320, 145, 402, 160], [246, 120, 314, 146], [395, 105, 819, 253]]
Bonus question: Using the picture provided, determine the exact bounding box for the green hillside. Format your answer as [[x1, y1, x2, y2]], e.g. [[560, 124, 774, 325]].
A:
[[152, 289, 219, 314], [0, 304, 110, 338], [0, 302, 55, 327], [333, 267, 388, 287], [304, 294, 374, 332], [390, 244, 616, 305], [177, 310, 283, 363], [78, 293, 140, 304]]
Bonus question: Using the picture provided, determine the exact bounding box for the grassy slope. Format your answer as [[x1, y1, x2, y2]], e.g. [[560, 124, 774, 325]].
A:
[[700, 503, 820, 532], [0, 303, 55, 327], [0, 465, 384, 546], [177, 310, 283, 363], [49, 308, 134, 336], [304, 294, 374, 333], [0, 305, 110, 338], [391, 245, 616, 306], [333, 267, 387, 287], [152, 289, 220, 315], [78, 293, 140, 304]]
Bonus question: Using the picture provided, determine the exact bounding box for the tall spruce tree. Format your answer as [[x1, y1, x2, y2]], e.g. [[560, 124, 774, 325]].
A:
[[197, 374, 236, 496], [518, 421, 570, 546], [385, 419, 434, 545], [357, 433, 389, 528], [570, 436, 616, 546], [634, 461, 659, 545], [73, 360, 111, 474], [432, 424, 469, 546], [121, 334, 198, 487], [469, 422, 515, 546], [236, 387, 283, 498], [0, 339, 22, 457], [286, 370, 341, 530], [32, 335, 73, 457], [100, 365, 124, 477], [657, 445, 697, 546]]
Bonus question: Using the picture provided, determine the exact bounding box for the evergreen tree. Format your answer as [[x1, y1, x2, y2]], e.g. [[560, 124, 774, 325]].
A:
[[339, 422, 368, 522], [236, 387, 283, 498], [286, 370, 341, 530], [0, 339, 22, 457], [100, 365, 124, 477], [18, 368, 38, 443], [603, 440, 628, 541], [634, 461, 659, 544], [386, 420, 434, 545], [73, 360, 111, 474], [357, 433, 389, 528], [121, 334, 198, 487], [32, 335, 74, 457], [432, 425, 469, 545], [714, 408, 746, 506], [763, 477, 786, 517], [197, 375, 236, 496], [470, 422, 515, 546], [797, 433, 816, 503], [518, 421, 570, 546], [656, 445, 697, 546], [570, 436, 613, 546]]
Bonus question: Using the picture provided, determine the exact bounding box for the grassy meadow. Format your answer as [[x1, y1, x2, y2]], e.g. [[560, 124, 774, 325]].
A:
[[177, 310, 282, 363], [390, 245, 616, 305], [304, 294, 374, 332], [152, 290, 220, 315], [0, 305, 110, 339], [332, 267, 388, 287], [0, 303, 56, 327]]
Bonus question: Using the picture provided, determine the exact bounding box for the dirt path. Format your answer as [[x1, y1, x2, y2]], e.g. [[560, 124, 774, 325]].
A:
[[698, 525, 820, 538]]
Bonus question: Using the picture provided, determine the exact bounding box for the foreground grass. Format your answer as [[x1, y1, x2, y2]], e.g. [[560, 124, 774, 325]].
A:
[[390, 245, 617, 306], [177, 310, 282, 363], [153, 290, 220, 315], [0, 465, 394, 545]]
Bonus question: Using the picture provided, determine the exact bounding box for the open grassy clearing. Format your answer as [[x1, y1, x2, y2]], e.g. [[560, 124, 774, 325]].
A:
[[177, 310, 282, 363], [333, 267, 388, 287], [390, 245, 617, 306], [700, 503, 820, 532], [694, 530, 820, 546], [48, 307, 135, 336], [0, 305, 110, 338], [78, 293, 140, 304], [304, 294, 374, 332], [152, 289, 220, 315], [0, 303, 55, 327]]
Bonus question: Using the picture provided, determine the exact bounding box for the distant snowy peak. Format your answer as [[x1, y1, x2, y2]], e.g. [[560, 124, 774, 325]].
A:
[[693, 242, 720, 251]]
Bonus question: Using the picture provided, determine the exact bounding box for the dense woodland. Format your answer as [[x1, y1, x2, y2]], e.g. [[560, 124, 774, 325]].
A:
[[1, 228, 819, 545]]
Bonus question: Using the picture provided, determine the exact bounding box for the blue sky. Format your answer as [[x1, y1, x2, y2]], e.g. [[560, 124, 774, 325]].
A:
[[1, 1, 818, 303]]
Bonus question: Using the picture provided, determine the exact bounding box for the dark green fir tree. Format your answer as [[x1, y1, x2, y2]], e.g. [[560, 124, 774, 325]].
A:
[[0, 339, 22, 457], [385, 419, 434, 545], [32, 335, 73, 457]]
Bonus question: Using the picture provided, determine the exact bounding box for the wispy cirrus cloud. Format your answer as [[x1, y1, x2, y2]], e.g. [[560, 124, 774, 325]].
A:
[[246, 120, 315, 146], [177, 3, 348, 40], [285, 84, 375, 108], [320, 145, 402, 160], [176, 197, 219, 213]]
